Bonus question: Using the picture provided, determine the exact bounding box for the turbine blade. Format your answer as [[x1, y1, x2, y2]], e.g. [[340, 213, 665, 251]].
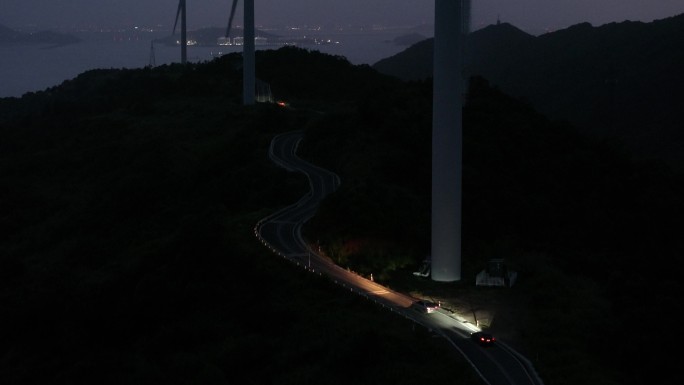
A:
[[173, 0, 183, 35], [226, 0, 239, 38]]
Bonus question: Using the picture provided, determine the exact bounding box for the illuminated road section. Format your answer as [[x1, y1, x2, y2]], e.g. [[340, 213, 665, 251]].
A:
[[255, 130, 544, 385]]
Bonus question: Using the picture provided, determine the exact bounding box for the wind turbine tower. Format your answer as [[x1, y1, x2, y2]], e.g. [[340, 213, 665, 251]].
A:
[[431, 0, 470, 282], [148, 41, 156, 67], [226, 0, 256, 105], [173, 0, 188, 64]]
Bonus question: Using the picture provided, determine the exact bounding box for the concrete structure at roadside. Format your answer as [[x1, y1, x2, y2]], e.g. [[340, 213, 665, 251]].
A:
[[476, 258, 518, 287]]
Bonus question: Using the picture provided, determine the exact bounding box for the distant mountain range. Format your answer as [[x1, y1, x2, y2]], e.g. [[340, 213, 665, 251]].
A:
[[373, 13, 684, 169], [0, 24, 80, 46]]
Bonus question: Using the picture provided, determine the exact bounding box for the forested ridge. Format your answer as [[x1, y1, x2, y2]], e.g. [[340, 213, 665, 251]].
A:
[[1, 46, 682, 385], [374, 13, 684, 170], [300, 73, 683, 385], [0, 49, 481, 385]]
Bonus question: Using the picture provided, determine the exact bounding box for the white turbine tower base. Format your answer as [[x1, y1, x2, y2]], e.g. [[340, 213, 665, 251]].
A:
[[431, 0, 469, 282]]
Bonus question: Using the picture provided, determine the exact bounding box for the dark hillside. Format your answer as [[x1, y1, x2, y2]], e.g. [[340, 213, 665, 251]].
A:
[[373, 14, 684, 169], [2, 45, 682, 385], [0, 50, 480, 385], [372, 38, 434, 83], [299, 75, 684, 385], [373, 22, 535, 82], [256, 46, 402, 105]]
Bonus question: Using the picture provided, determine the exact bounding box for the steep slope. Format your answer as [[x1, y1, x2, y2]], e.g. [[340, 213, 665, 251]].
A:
[[299, 74, 684, 385], [0, 49, 480, 385], [373, 14, 684, 168], [373, 22, 534, 81]]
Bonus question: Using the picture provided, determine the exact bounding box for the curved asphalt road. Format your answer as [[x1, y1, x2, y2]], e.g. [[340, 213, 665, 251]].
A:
[[255, 130, 544, 385]]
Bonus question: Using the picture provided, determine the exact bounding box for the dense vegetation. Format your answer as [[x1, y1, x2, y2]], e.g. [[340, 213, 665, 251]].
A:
[[0, 51, 481, 385], [299, 72, 684, 385], [374, 13, 684, 170], [2, 42, 682, 385]]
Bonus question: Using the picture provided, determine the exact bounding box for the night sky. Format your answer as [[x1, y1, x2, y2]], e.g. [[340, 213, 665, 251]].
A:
[[2, 0, 683, 34]]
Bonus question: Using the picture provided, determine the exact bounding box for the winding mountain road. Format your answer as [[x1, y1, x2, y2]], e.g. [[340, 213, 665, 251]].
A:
[[255, 130, 544, 385]]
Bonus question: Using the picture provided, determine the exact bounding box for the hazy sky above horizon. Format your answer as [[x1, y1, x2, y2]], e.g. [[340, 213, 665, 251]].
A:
[[2, 1, 683, 34]]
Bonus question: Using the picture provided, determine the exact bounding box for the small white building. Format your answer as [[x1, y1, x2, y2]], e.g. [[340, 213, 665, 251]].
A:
[[476, 258, 517, 287]]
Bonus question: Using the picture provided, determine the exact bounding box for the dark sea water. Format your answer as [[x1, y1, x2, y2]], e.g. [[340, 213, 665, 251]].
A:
[[0, 27, 430, 98]]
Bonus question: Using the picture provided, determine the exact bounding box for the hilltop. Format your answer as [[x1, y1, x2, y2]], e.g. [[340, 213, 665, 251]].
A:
[[373, 13, 684, 169]]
